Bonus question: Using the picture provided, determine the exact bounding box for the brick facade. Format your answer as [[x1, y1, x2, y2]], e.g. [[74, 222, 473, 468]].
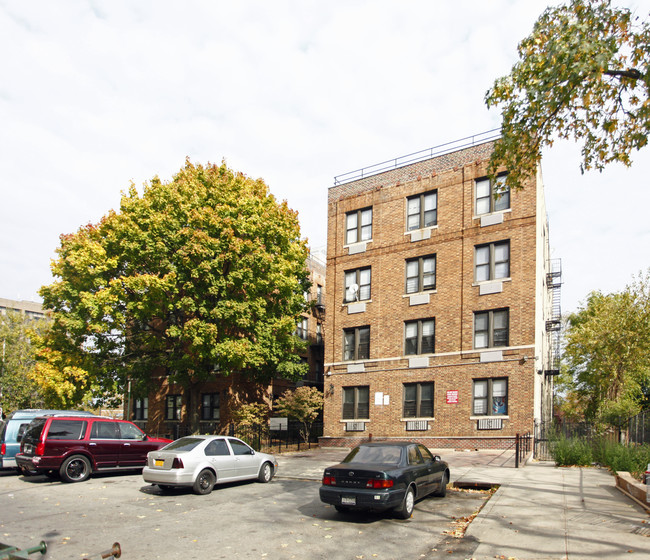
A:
[[321, 140, 555, 450]]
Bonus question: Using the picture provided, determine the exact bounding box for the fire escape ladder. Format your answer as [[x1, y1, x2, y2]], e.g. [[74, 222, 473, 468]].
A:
[[545, 259, 562, 376]]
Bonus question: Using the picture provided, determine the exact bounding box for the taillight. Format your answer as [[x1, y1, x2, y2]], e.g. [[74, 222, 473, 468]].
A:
[[322, 475, 336, 486], [35, 443, 45, 456], [366, 478, 393, 489], [1, 443, 5, 456], [171, 457, 184, 469]]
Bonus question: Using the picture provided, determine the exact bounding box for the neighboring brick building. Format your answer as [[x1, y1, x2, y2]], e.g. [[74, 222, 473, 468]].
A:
[[128, 253, 326, 438], [320, 133, 560, 450]]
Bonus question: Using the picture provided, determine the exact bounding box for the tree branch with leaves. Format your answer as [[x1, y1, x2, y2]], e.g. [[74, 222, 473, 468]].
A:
[[486, 0, 650, 190]]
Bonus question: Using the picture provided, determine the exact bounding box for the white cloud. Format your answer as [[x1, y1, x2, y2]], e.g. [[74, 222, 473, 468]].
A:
[[1, 0, 649, 311]]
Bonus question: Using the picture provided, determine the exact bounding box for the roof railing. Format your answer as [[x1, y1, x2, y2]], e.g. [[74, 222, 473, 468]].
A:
[[333, 128, 501, 186]]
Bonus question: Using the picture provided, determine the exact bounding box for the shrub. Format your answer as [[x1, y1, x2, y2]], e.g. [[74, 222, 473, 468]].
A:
[[551, 435, 593, 466]]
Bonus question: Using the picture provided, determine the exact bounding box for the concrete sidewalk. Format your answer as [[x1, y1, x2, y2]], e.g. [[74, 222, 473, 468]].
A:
[[275, 447, 650, 559]]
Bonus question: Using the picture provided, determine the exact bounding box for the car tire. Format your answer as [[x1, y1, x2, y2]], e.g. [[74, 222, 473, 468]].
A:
[[433, 471, 448, 497], [395, 486, 415, 519], [257, 462, 273, 483], [193, 469, 216, 495], [59, 455, 91, 483]]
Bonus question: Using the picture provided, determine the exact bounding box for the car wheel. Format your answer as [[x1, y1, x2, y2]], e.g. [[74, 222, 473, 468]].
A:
[[193, 469, 216, 495], [433, 471, 448, 497], [60, 455, 91, 483], [395, 486, 415, 519], [257, 462, 273, 483]]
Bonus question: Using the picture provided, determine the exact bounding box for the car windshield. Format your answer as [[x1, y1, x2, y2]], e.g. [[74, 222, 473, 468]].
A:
[[162, 437, 204, 452], [342, 445, 402, 465]]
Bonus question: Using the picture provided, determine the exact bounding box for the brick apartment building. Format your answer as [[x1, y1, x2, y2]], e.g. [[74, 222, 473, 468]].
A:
[[320, 133, 561, 450], [127, 254, 326, 438]]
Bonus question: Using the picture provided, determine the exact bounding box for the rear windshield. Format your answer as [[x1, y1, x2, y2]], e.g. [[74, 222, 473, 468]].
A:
[[46, 419, 87, 440], [161, 437, 203, 452], [342, 445, 402, 465], [21, 418, 48, 444]]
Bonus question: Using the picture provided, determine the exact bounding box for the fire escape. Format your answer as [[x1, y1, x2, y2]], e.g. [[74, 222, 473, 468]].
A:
[[544, 258, 562, 376]]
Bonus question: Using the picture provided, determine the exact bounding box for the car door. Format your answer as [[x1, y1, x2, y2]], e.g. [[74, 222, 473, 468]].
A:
[[116, 421, 154, 467], [417, 444, 441, 495], [204, 439, 238, 481], [88, 421, 121, 468], [407, 444, 432, 495], [227, 438, 259, 479]]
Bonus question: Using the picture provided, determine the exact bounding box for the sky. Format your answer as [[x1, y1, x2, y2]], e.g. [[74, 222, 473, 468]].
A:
[[1, 0, 649, 315]]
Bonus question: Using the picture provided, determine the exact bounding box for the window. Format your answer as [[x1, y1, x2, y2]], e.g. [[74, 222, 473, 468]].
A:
[[343, 326, 370, 361], [403, 382, 434, 418], [205, 439, 229, 456], [46, 420, 86, 440], [201, 393, 220, 421], [316, 284, 323, 305], [344, 267, 371, 302], [133, 398, 148, 421], [296, 317, 308, 339], [119, 422, 145, 440], [90, 421, 118, 439], [404, 319, 435, 355], [346, 208, 372, 244], [474, 309, 509, 349], [407, 190, 437, 230], [316, 323, 322, 344], [406, 255, 436, 293], [475, 241, 510, 282], [476, 175, 510, 215], [229, 438, 253, 455], [342, 386, 370, 419], [473, 378, 508, 416], [408, 445, 424, 465], [166, 394, 182, 421]]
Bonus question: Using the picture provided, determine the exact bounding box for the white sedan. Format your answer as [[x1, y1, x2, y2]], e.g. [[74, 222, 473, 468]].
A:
[[143, 435, 278, 495]]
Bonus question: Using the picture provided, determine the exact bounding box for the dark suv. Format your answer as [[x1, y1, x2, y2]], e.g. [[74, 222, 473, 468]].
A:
[[15, 416, 171, 483]]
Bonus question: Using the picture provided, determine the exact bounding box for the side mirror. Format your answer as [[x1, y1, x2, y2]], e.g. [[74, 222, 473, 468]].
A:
[[433, 455, 442, 462]]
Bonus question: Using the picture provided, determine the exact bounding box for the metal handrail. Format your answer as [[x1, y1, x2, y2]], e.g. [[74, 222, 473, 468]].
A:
[[333, 128, 501, 186]]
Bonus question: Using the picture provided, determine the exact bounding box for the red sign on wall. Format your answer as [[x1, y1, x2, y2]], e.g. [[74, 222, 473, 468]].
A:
[[446, 390, 459, 404]]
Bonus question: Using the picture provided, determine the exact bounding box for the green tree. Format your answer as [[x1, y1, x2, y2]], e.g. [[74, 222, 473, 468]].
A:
[[562, 272, 650, 424], [486, 0, 650, 190], [0, 311, 48, 414], [37, 160, 311, 427], [274, 386, 324, 444]]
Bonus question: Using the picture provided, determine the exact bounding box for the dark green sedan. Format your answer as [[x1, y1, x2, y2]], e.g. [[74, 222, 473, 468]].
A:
[[319, 441, 449, 519]]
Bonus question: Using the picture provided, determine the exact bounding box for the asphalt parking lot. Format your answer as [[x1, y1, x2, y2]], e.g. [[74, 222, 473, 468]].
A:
[[0, 467, 489, 560]]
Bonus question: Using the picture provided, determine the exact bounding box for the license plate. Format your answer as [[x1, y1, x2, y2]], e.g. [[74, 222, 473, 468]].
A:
[[341, 496, 356, 506], [154, 459, 164, 467]]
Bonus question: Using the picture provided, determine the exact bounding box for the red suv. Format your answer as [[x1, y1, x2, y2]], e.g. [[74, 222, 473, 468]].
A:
[[15, 416, 171, 483]]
